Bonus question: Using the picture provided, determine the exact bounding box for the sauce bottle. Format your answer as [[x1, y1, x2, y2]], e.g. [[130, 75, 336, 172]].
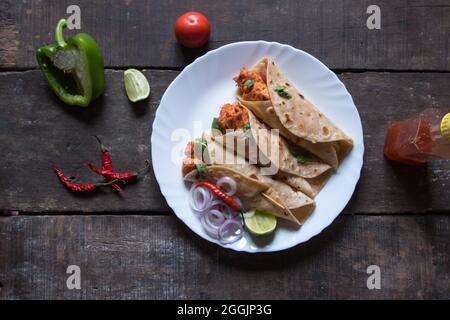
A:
[[384, 108, 450, 164]]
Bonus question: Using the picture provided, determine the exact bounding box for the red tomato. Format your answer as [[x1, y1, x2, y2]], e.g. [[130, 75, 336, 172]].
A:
[[174, 12, 211, 48]]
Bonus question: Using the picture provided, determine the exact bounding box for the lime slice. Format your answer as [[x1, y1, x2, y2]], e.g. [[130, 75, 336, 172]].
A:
[[244, 209, 277, 235], [124, 69, 150, 102]]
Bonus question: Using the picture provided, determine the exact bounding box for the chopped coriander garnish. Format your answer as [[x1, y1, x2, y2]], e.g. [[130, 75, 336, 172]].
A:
[[243, 123, 251, 131], [288, 144, 310, 164], [195, 163, 207, 179], [211, 117, 219, 130], [296, 154, 310, 164], [244, 79, 254, 88], [274, 85, 292, 99]]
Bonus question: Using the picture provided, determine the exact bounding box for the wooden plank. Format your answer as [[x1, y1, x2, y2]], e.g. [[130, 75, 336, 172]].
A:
[[0, 69, 174, 213], [2, 0, 450, 70], [342, 72, 450, 214], [0, 70, 449, 213], [0, 215, 448, 299]]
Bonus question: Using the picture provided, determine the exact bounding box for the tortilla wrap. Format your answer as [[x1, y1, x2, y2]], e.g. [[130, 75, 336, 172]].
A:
[[213, 104, 332, 179], [247, 107, 332, 179], [277, 170, 333, 198], [204, 135, 316, 225], [211, 105, 332, 197], [236, 57, 353, 168]]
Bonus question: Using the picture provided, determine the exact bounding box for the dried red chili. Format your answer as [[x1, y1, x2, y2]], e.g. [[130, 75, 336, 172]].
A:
[[195, 181, 242, 211], [93, 135, 123, 193], [54, 166, 120, 192], [86, 161, 150, 181]]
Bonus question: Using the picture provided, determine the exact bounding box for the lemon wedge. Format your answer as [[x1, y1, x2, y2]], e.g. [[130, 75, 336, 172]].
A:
[[244, 209, 277, 235], [124, 69, 150, 102]]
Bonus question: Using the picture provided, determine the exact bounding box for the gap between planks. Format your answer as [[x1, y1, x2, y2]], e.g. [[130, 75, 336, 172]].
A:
[[1, 69, 449, 216], [7, 211, 450, 217]]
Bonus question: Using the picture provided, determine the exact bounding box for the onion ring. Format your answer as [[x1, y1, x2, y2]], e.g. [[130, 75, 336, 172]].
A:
[[205, 209, 225, 228], [216, 176, 237, 196], [218, 219, 243, 244], [200, 214, 219, 239], [209, 200, 238, 219], [190, 181, 244, 244], [189, 184, 213, 212]]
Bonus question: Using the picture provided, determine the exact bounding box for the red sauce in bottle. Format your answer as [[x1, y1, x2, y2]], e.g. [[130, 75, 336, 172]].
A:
[[384, 108, 450, 164]]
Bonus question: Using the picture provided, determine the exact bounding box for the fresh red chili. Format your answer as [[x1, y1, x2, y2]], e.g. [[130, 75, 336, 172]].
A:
[[195, 181, 242, 211], [93, 135, 123, 193], [86, 161, 150, 181], [53, 166, 118, 192]]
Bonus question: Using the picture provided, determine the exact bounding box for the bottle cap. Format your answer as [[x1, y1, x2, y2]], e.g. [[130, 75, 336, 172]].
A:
[[440, 113, 450, 142]]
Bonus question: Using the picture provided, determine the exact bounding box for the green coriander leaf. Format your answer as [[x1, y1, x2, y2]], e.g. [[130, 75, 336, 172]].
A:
[[296, 154, 310, 164], [243, 123, 251, 131], [211, 117, 219, 130], [244, 79, 254, 88], [195, 163, 206, 179], [274, 85, 292, 99], [288, 144, 310, 164]]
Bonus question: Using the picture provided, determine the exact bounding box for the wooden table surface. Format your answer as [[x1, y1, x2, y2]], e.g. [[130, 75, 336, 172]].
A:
[[0, 0, 449, 300]]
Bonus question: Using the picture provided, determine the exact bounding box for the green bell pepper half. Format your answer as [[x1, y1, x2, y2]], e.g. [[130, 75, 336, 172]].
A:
[[36, 19, 105, 107]]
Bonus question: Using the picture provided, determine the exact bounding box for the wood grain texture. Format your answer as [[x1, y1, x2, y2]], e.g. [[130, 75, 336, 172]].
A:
[[0, 0, 448, 302], [0, 215, 448, 299], [341, 72, 450, 214], [0, 69, 174, 213], [0, 70, 449, 213], [2, 0, 450, 70]]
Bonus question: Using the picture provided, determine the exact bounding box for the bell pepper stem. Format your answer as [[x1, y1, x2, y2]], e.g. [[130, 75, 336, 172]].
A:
[[55, 19, 68, 48]]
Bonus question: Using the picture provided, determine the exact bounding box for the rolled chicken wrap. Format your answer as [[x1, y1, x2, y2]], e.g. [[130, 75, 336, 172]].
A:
[[235, 57, 353, 168]]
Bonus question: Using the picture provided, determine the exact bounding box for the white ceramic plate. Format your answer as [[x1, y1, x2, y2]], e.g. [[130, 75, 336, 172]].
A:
[[151, 41, 364, 253]]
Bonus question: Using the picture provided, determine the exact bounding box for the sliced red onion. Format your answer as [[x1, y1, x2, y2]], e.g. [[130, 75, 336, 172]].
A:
[[223, 208, 239, 220], [218, 219, 243, 244], [209, 200, 238, 219], [189, 184, 213, 212], [205, 209, 225, 228], [209, 199, 226, 210], [216, 176, 237, 196], [232, 215, 244, 225], [200, 214, 219, 239], [190, 181, 244, 243]]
